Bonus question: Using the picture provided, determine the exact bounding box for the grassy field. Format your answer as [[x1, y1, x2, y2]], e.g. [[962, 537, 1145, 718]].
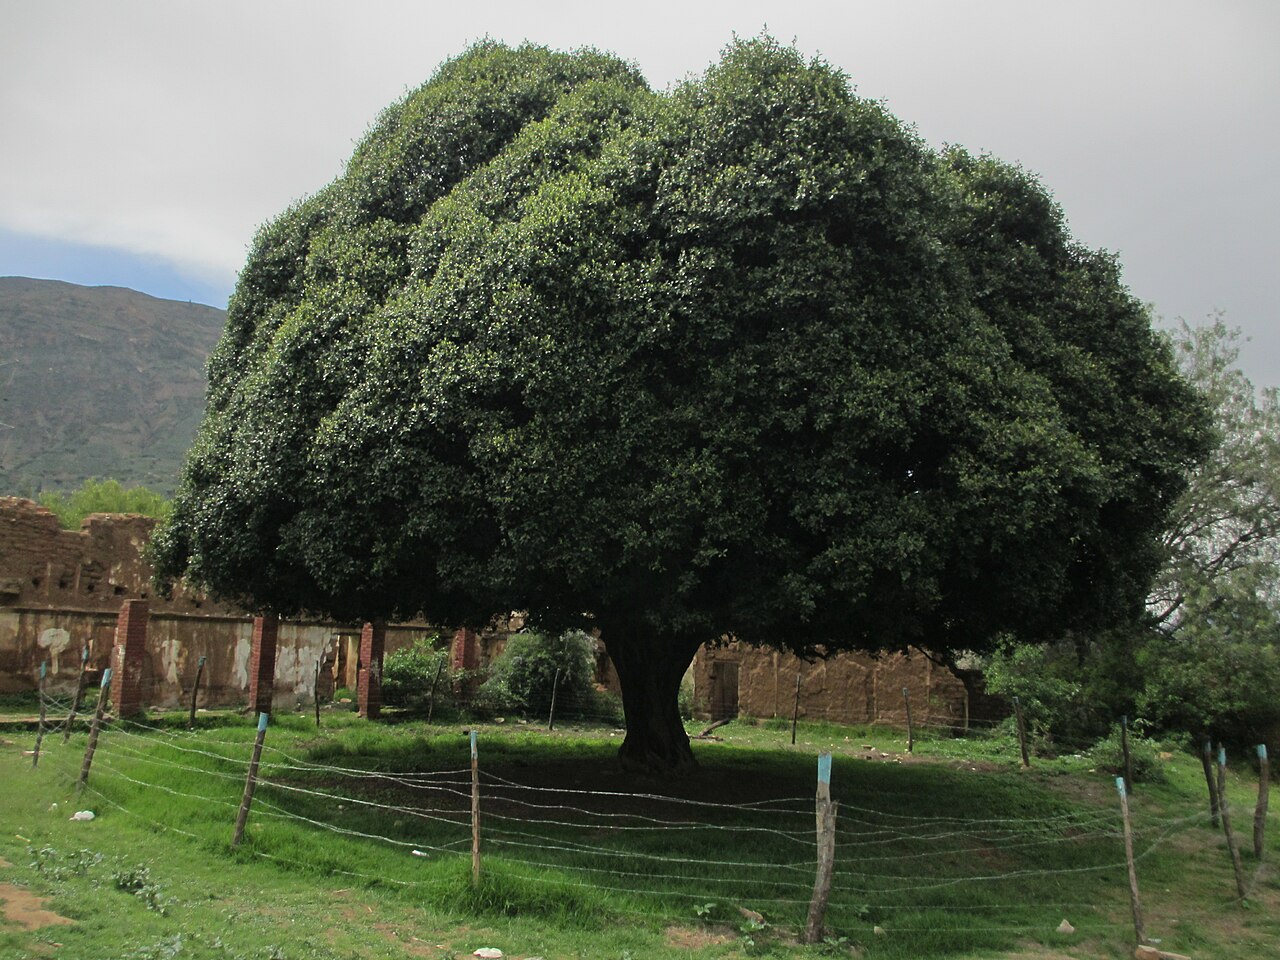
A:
[[0, 706, 1275, 960]]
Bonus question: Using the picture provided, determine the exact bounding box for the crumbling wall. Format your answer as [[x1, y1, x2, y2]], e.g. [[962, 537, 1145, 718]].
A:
[[693, 643, 970, 731], [3, 496, 977, 725], [0, 497, 439, 707]]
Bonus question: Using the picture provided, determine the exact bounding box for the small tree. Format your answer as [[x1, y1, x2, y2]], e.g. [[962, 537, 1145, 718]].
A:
[[1149, 317, 1280, 627], [1138, 320, 1280, 743]]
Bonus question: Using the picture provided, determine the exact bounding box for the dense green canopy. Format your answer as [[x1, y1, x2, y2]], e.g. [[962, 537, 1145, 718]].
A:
[[155, 39, 1208, 770]]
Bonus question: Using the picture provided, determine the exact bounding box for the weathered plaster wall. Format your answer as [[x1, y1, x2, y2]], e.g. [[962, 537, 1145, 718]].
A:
[[0, 497, 440, 707], [693, 643, 971, 730]]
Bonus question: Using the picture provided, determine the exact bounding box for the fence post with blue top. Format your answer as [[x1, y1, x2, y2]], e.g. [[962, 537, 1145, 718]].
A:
[[803, 752, 837, 943], [76, 667, 113, 790], [232, 712, 271, 847], [1115, 776, 1146, 945], [1216, 745, 1248, 900]]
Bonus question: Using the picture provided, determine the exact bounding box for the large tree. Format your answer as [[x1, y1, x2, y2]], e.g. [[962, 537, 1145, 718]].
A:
[[154, 39, 1209, 773]]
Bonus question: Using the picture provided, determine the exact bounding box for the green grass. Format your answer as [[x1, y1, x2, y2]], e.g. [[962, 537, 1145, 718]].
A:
[[0, 713, 1275, 959]]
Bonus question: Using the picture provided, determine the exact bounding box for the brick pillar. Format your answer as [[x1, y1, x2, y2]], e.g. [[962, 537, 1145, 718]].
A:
[[110, 599, 149, 717], [247, 615, 279, 715], [451, 627, 479, 697], [357, 621, 386, 719]]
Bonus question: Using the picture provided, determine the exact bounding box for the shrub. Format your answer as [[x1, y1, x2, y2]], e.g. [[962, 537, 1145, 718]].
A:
[[380, 635, 460, 715], [40, 478, 170, 529], [476, 630, 601, 721], [1088, 729, 1167, 784]]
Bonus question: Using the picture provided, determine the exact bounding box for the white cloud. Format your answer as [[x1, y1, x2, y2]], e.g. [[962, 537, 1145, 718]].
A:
[[2, 0, 1278, 381]]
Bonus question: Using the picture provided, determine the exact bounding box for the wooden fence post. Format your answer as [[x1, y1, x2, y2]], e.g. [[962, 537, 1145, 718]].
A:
[[76, 668, 112, 791], [1201, 738, 1221, 827], [32, 662, 48, 768], [188, 656, 206, 729], [1216, 746, 1248, 901], [902, 687, 914, 753], [1120, 715, 1133, 795], [791, 672, 801, 746], [1255, 744, 1270, 860], [547, 668, 561, 730], [63, 647, 90, 742], [1116, 777, 1147, 946], [314, 659, 323, 728], [803, 752, 838, 944], [471, 730, 481, 886], [426, 659, 445, 724], [232, 712, 270, 847], [1012, 697, 1030, 768]]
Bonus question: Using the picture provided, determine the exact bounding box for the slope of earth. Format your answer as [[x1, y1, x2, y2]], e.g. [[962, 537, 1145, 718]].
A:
[[0, 277, 226, 495]]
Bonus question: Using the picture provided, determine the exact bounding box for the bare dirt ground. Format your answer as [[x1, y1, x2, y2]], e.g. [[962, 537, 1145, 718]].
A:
[[0, 882, 74, 931]]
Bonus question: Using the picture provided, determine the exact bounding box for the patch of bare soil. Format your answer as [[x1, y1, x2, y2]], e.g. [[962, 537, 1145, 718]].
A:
[[0, 857, 12, 868], [0, 882, 75, 930], [664, 924, 734, 949]]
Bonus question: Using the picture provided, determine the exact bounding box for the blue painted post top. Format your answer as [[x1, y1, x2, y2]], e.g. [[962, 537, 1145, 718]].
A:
[[100, 668, 113, 687], [39, 661, 47, 679], [1219, 747, 1227, 767], [257, 712, 269, 732], [470, 730, 478, 759], [199, 656, 207, 667], [1259, 744, 1269, 761], [1121, 715, 1128, 728], [82, 647, 89, 662], [1115, 776, 1126, 797], [817, 752, 832, 785]]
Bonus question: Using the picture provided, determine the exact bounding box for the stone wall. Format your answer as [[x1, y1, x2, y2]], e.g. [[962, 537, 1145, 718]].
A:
[[693, 643, 973, 731]]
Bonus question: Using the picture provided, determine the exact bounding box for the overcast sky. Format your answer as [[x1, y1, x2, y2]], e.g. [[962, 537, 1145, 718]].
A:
[[2, 1, 1277, 386]]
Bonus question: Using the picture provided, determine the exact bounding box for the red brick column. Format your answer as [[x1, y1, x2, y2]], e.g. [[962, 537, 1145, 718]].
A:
[[357, 621, 387, 719], [110, 599, 149, 717], [451, 627, 479, 697], [247, 615, 279, 715]]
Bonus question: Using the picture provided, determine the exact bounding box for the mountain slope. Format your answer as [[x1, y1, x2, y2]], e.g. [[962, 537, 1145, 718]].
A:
[[0, 277, 227, 494]]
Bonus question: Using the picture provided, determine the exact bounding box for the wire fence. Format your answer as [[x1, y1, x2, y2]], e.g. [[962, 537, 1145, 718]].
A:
[[19, 681, 1276, 950]]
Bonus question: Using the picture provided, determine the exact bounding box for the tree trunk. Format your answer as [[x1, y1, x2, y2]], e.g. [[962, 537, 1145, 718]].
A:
[[604, 627, 702, 777]]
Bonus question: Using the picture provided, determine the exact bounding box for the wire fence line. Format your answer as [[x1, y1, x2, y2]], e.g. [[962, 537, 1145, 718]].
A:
[[23, 683, 1272, 947]]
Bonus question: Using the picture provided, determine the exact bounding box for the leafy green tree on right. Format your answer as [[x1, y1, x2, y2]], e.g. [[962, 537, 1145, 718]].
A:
[[987, 319, 1280, 747]]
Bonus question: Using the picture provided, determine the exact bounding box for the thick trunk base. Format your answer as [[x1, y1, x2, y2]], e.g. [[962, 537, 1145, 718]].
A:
[[605, 629, 702, 778]]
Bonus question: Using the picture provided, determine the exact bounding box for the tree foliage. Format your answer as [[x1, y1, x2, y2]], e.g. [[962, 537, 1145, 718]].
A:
[[1139, 319, 1280, 741], [1149, 317, 1280, 626], [985, 320, 1280, 747], [154, 39, 1208, 771]]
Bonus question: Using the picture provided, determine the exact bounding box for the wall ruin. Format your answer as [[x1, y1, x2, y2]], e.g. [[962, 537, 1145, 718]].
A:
[[0, 497, 460, 710], [4, 496, 970, 727], [692, 643, 974, 731]]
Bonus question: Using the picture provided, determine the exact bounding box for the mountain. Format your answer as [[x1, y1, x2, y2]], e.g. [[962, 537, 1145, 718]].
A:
[[0, 277, 227, 495]]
